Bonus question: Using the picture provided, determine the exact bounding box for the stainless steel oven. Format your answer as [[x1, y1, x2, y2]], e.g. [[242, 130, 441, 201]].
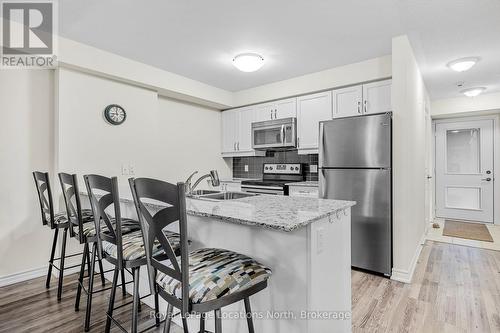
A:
[[241, 163, 304, 195], [251, 118, 297, 150]]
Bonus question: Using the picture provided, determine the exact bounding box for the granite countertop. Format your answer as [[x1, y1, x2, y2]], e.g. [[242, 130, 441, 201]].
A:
[[80, 191, 354, 233], [286, 181, 319, 187], [186, 195, 354, 232]]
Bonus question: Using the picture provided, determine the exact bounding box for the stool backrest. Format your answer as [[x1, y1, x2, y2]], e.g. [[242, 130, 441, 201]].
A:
[[84, 174, 124, 268], [58, 173, 84, 241], [33, 171, 56, 229], [129, 177, 189, 316]]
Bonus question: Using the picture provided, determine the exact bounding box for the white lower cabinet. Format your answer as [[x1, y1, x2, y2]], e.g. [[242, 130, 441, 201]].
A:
[[288, 185, 319, 198], [297, 91, 332, 154]]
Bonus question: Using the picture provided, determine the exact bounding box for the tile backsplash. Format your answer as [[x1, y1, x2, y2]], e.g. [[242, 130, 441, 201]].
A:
[[232, 150, 318, 181]]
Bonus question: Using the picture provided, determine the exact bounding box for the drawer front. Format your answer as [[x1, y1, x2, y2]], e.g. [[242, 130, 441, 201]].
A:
[[288, 186, 319, 198]]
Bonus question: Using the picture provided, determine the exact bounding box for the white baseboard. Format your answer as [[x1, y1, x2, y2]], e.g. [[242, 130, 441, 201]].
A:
[[0, 266, 47, 287], [391, 232, 426, 284], [0, 262, 82, 288]]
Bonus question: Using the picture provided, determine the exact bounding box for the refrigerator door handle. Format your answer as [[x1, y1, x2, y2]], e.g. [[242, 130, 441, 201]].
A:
[[318, 122, 325, 167], [319, 169, 326, 198]]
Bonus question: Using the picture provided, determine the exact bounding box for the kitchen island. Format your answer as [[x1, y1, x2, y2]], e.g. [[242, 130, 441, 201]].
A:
[[82, 192, 355, 333]]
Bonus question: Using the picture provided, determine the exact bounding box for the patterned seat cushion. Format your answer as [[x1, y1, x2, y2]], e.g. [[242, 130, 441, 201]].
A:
[[156, 248, 272, 304], [102, 229, 181, 261], [52, 212, 68, 224], [72, 217, 140, 238], [52, 209, 93, 225]]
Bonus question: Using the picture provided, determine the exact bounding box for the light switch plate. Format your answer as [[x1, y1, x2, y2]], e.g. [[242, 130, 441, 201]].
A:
[[310, 165, 318, 173], [244, 165, 249, 172]]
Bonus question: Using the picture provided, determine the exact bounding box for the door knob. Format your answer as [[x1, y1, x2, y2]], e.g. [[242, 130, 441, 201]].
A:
[[486, 170, 492, 174], [482, 177, 492, 181]]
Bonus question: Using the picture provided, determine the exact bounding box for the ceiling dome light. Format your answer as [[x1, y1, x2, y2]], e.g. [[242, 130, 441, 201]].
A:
[[232, 53, 264, 72], [461, 87, 486, 97], [447, 57, 479, 72]]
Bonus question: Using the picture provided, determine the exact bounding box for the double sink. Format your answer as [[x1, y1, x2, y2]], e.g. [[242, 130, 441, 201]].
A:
[[188, 189, 257, 201]]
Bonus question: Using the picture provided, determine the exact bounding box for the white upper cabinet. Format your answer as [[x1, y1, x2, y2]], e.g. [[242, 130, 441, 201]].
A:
[[256, 98, 297, 121], [238, 107, 256, 152], [221, 107, 264, 157], [221, 109, 239, 154], [297, 91, 332, 154], [332, 79, 392, 118], [332, 85, 363, 118], [362, 79, 392, 114], [275, 98, 297, 119]]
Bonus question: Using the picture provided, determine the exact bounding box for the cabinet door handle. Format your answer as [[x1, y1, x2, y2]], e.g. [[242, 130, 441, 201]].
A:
[[270, 110, 273, 119], [297, 137, 300, 148], [364, 100, 367, 113], [237, 142, 240, 150], [357, 101, 361, 114], [234, 142, 236, 151], [274, 109, 277, 119]]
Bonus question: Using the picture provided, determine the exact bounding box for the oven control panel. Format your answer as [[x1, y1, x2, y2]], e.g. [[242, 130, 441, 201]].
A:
[[263, 163, 302, 174]]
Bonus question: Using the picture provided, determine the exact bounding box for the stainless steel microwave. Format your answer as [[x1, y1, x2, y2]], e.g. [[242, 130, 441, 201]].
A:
[[251, 117, 297, 150]]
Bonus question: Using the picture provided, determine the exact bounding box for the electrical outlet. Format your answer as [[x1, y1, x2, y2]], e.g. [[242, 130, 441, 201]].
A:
[[244, 164, 249, 172], [316, 228, 324, 254], [121, 164, 129, 175], [129, 164, 135, 175], [310, 165, 318, 173]]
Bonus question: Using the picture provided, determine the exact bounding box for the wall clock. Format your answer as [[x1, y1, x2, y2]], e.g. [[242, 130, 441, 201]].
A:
[[104, 104, 126, 125]]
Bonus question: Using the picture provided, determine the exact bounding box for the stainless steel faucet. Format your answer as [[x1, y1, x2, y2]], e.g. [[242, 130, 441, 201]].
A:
[[185, 170, 220, 194]]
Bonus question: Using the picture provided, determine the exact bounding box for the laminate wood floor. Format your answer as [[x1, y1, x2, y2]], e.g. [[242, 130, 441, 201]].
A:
[[1, 241, 500, 332], [352, 241, 500, 333]]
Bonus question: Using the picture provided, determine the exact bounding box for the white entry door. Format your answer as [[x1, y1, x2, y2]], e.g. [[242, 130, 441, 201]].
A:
[[435, 119, 494, 223]]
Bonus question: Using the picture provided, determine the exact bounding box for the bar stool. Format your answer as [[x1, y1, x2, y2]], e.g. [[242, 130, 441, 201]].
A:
[[129, 178, 272, 333], [33, 171, 86, 301], [85, 174, 182, 333], [58, 173, 142, 331]]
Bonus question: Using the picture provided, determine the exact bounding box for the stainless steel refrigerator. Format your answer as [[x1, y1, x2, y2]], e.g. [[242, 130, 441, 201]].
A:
[[319, 113, 392, 276]]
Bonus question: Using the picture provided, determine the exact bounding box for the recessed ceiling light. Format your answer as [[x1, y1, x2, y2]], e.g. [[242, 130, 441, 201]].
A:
[[460, 87, 486, 97], [232, 53, 264, 72], [447, 57, 479, 72]]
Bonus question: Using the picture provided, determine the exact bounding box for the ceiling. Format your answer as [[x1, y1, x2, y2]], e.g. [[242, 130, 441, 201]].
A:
[[59, 0, 500, 100]]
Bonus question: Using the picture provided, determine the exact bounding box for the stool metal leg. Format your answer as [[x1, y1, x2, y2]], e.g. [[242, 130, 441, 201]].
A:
[[154, 286, 160, 327], [199, 313, 206, 333], [182, 316, 189, 333], [244, 298, 255, 333], [214, 309, 222, 333], [46, 228, 59, 289], [121, 268, 127, 296], [75, 242, 89, 311], [131, 267, 140, 333], [105, 267, 119, 333], [97, 256, 106, 287], [84, 242, 97, 332], [163, 303, 173, 333], [57, 228, 68, 301]]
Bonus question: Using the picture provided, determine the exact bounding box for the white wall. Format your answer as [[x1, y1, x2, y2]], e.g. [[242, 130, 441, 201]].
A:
[[56, 68, 231, 195], [431, 92, 500, 118], [233, 55, 392, 106], [391, 36, 428, 283], [0, 69, 55, 279]]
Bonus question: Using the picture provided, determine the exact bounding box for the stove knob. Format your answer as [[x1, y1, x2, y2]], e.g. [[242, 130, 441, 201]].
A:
[[290, 166, 293, 170], [295, 167, 299, 171], [265, 167, 269, 170], [270, 166, 273, 170]]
